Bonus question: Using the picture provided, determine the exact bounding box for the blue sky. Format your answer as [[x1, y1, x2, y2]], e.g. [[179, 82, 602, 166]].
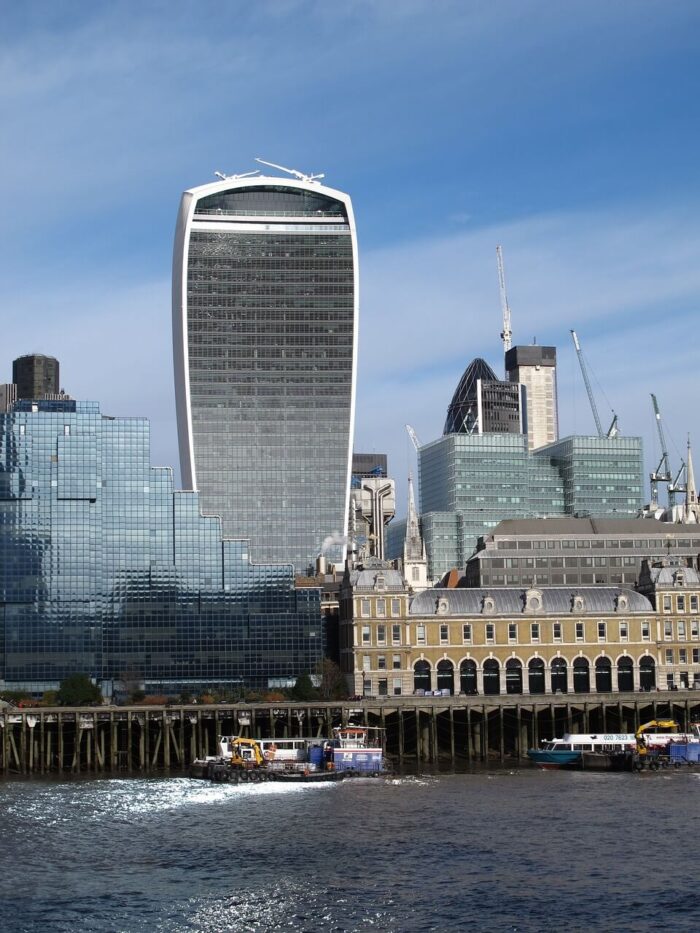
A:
[[2, 1, 700, 515]]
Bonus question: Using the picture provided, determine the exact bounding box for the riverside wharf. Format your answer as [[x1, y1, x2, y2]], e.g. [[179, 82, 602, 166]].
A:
[[2, 691, 700, 775]]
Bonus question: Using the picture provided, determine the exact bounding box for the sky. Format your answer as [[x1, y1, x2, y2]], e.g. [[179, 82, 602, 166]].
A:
[[2, 0, 700, 517]]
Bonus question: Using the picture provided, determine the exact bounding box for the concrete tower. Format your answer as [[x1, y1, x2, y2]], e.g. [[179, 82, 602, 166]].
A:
[[505, 345, 558, 450]]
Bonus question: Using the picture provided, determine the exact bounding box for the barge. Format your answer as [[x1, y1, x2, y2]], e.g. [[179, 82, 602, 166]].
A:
[[190, 726, 392, 783]]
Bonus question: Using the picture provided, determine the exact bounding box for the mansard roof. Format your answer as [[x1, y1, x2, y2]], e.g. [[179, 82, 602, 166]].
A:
[[409, 586, 652, 615]]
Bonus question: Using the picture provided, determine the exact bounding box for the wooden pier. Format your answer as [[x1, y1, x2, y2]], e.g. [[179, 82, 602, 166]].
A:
[[2, 690, 700, 774]]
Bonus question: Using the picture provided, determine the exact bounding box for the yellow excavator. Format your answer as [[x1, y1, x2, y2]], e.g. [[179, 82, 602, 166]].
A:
[[226, 737, 265, 770], [635, 719, 679, 755]]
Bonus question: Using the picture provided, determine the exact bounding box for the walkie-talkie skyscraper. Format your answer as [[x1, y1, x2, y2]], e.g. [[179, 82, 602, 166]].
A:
[[172, 165, 358, 572]]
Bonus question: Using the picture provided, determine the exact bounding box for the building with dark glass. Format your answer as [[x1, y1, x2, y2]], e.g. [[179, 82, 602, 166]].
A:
[[0, 395, 322, 694], [444, 358, 526, 435], [12, 354, 60, 400], [173, 171, 358, 574]]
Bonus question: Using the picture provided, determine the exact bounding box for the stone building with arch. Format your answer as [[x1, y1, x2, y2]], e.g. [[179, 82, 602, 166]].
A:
[[339, 567, 700, 698]]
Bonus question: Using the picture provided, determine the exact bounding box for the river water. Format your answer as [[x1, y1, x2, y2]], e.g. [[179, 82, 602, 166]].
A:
[[1, 767, 698, 932]]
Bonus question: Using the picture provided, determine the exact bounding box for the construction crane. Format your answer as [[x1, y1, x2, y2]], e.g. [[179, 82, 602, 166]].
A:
[[405, 424, 422, 451], [649, 394, 673, 508], [496, 246, 513, 362], [570, 330, 618, 439]]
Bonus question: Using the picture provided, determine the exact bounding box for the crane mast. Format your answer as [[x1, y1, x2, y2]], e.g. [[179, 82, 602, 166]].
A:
[[496, 246, 512, 363], [649, 394, 673, 508], [570, 330, 603, 438]]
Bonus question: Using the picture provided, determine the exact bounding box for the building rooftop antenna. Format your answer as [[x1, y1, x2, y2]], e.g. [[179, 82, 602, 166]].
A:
[[496, 246, 512, 370], [255, 157, 325, 184], [214, 170, 261, 181]]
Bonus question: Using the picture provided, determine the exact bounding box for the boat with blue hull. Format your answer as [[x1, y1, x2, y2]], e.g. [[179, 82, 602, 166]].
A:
[[528, 733, 636, 769]]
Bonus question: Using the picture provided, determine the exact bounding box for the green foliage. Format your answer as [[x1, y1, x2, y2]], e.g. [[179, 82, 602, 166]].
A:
[[291, 673, 318, 702], [56, 674, 103, 707]]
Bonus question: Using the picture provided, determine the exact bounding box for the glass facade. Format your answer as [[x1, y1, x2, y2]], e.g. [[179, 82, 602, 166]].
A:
[[174, 179, 357, 574], [390, 433, 645, 579], [0, 399, 322, 692]]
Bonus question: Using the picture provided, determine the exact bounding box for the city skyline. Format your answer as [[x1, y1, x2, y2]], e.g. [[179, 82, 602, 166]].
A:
[[2, 2, 700, 515]]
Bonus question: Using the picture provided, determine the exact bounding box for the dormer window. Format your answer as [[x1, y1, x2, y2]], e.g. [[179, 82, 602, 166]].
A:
[[572, 595, 584, 612], [482, 595, 496, 614], [524, 589, 543, 613], [436, 597, 449, 615]]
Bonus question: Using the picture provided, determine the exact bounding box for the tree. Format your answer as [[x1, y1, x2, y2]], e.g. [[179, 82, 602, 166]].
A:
[[56, 674, 102, 707], [317, 659, 349, 700], [291, 673, 318, 701]]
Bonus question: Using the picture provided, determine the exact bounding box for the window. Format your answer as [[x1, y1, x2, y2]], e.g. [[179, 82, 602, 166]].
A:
[[377, 655, 386, 670], [677, 595, 686, 613], [508, 623, 517, 643], [663, 595, 672, 612], [693, 648, 699, 664], [376, 598, 386, 617], [377, 624, 386, 645], [392, 624, 401, 645], [378, 679, 388, 696], [575, 622, 584, 642], [665, 649, 674, 665], [393, 678, 402, 696], [440, 623, 449, 644], [362, 625, 371, 645], [642, 621, 651, 641], [691, 595, 698, 612], [63, 424, 70, 436], [362, 655, 371, 672], [412, 567, 419, 582], [391, 598, 400, 616], [666, 674, 675, 689], [679, 648, 687, 664], [462, 624, 472, 644], [416, 624, 425, 646], [598, 622, 606, 642], [619, 622, 628, 642], [664, 621, 673, 640], [678, 621, 686, 641], [360, 599, 370, 617], [392, 654, 401, 670], [486, 623, 495, 644], [553, 622, 562, 642], [692, 620, 700, 639], [531, 622, 540, 643]]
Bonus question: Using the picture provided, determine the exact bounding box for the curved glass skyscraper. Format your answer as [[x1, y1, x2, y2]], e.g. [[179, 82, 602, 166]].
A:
[[173, 172, 358, 572]]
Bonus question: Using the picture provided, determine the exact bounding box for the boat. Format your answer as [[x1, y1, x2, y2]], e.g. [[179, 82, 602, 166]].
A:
[[190, 726, 391, 782], [527, 733, 636, 769]]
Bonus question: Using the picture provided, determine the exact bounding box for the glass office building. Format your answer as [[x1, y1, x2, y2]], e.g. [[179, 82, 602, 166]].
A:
[[404, 432, 644, 578], [0, 398, 322, 693], [173, 173, 358, 573]]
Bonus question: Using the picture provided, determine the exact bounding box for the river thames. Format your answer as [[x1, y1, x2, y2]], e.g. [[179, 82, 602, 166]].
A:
[[1, 768, 698, 932]]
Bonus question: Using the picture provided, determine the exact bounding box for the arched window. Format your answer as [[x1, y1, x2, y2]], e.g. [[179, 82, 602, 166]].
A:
[[460, 659, 477, 695], [483, 658, 500, 696], [639, 655, 656, 691], [573, 657, 590, 693], [437, 659, 454, 695], [617, 656, 634, 692], [551, 657, 568, 694], [528, 658, 545, 695], [595, 656, 612, 693], [413, 659, 431, 693], [505, 658, 523, 695]]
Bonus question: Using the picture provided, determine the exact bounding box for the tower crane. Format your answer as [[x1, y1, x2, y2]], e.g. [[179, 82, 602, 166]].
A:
[[570, 330, 618, 439], [649, 394, 673, 508], [405, 424, 422, 451], [496, 246, 512, 364]]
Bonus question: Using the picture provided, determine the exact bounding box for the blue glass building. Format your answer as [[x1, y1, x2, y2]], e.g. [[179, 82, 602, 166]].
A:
[[0, 398, 322, 693]]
